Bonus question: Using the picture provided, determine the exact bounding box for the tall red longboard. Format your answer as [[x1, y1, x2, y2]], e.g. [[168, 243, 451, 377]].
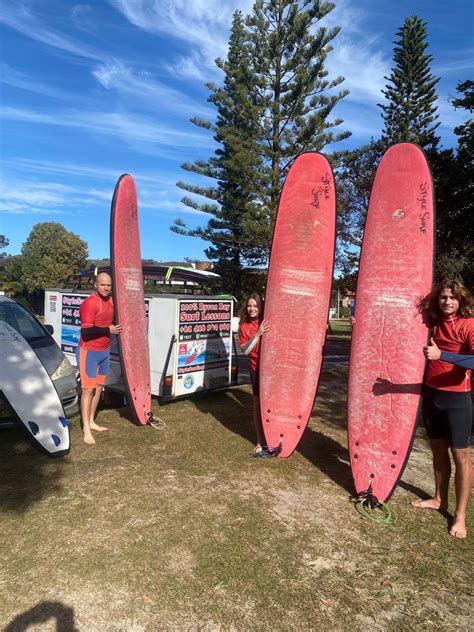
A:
[[110, 174, 151, 426], [348, 143, 434, 502], [260, 152, 336, 458]]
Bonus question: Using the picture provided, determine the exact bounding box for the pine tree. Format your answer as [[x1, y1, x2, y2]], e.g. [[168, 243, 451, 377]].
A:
[[171, 11, 265, 299], [0, 234, 9, 258], [451, 80, 474, 158], [172, 2, 349, 298], [431, 81, 474, 288], [379, 15, 440, 150], [246, 0, 350, 222], [333, 139, 384, 274]]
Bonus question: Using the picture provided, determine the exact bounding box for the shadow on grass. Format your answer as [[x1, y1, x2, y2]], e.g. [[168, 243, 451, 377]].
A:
[[0, 426, 69, 513], [4, 601, 77, 632], [192, 387, 257, 446], [191, 378, 354, 495], [297, 426, 353, 494], [398, 479, 454, 527], [100, 390, 137, 425], [398, 479, 431, 499]]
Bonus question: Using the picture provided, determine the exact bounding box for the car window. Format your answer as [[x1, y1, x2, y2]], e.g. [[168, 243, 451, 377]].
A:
[[0, 302, 47, 341]]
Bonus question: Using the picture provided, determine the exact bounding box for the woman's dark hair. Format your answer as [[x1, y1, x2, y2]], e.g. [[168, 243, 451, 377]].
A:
[[418, 278, 474, 323], [239, 293, 264, 325]]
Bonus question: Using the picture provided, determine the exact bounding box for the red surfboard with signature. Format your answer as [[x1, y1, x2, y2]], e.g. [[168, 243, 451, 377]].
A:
[[110, 174, 151, 426], [348, 143, 434, 502], [260, 153, 336, 457]]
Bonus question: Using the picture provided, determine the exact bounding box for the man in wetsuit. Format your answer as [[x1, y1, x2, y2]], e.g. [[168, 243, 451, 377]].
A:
[[77, 272, 122, 444]]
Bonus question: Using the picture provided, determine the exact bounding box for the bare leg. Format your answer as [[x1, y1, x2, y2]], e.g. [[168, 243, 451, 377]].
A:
[[253, 395, 266, 448], [449, 447, 472, 538], [412, 438, 450, 510], [80, 388, 96, 444], [89, 386, 108, 431]]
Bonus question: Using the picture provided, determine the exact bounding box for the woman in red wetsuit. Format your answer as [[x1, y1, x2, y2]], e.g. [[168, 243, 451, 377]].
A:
[[414, 279, 474, 538], [238, 293, 275, 457]]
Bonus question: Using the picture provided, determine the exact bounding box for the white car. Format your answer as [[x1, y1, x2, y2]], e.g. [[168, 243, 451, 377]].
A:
[[0, 296, 79, 426]]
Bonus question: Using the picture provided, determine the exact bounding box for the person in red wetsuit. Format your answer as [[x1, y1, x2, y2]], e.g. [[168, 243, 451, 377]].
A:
[[238, 293, 275, 457], [413, 279, 474, 538], [77, 273, 122, 444]]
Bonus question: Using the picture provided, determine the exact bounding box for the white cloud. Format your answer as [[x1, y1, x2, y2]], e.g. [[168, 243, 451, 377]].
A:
[[436, 97, 471, 139], [109, 0, 253, 78], [433, 51, 474, 76], [71, 4, 97, 34], [0, 205, 65, 215], [0, 165, 207, 220], [327, 41, 388, 104], [92, 60, 214, 118], [0, 2, 102, 61], [1, 106, 215, 151], [1, 186, 68, 207], [138, 195, 206, 216], [0, 62, 71, 100], [2, 157, 178, 187], [323, 0, 388, 105], [0, 179, 109, 215], [164, 53, 210, 83]]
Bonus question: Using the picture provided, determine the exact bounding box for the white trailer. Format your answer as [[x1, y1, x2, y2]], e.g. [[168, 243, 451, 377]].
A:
[[44, 290, 237, 400]]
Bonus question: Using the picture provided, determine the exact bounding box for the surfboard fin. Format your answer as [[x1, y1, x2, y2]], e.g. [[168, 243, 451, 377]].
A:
[[28, 421, 40, 436]]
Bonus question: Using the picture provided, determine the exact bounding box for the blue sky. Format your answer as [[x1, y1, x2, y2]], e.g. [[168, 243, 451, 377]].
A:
[[1, 0, 472, 261]]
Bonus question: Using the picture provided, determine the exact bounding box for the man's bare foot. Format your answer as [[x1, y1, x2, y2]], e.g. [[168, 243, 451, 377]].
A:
[[411, 498, 447, 511], [449, 516, 467, 539], [89, 422, 108, 432], [83, 433, 95, 445]]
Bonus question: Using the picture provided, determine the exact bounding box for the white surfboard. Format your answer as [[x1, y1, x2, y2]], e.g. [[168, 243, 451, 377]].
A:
[[0, 320, 70, 457]]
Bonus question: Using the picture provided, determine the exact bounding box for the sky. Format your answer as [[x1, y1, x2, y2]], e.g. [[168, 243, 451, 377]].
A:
[[1, 0, 472, 261]]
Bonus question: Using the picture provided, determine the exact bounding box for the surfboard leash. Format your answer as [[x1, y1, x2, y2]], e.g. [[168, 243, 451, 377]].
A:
[[147, 411, 167, 430], [351, 484, 396, 525], [148, 417, 167, 430]]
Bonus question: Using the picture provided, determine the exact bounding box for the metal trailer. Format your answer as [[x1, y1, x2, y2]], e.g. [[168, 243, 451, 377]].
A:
[[44, 290, 238, 400]]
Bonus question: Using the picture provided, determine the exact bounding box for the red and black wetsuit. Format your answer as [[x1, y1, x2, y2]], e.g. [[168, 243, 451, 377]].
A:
[[79, 291, 114, 351], [423, 315, 474, 448]]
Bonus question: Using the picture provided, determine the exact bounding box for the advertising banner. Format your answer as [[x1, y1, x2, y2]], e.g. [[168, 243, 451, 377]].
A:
[[175, 299, 232, 395], [60, 294, 84, 354]]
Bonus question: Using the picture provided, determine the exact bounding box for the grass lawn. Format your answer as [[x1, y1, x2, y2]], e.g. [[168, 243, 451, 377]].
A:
[[1, 366, 472, 631], [328, 318, 352, 337]]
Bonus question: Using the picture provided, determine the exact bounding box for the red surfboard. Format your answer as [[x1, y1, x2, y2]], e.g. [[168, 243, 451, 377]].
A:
[[110, 174, 151, 426], [348, 143, 434, 502], [260, 152, 336, 458]]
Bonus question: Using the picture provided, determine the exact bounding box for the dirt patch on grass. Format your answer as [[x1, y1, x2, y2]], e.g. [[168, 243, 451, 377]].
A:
[[1, 366, 472, 631]]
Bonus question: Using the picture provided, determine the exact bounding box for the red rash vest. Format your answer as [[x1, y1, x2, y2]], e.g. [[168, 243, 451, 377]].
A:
[[239, 318, 261, 371], [425, 315, 474, 392], [79, 292, 114, 351]]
